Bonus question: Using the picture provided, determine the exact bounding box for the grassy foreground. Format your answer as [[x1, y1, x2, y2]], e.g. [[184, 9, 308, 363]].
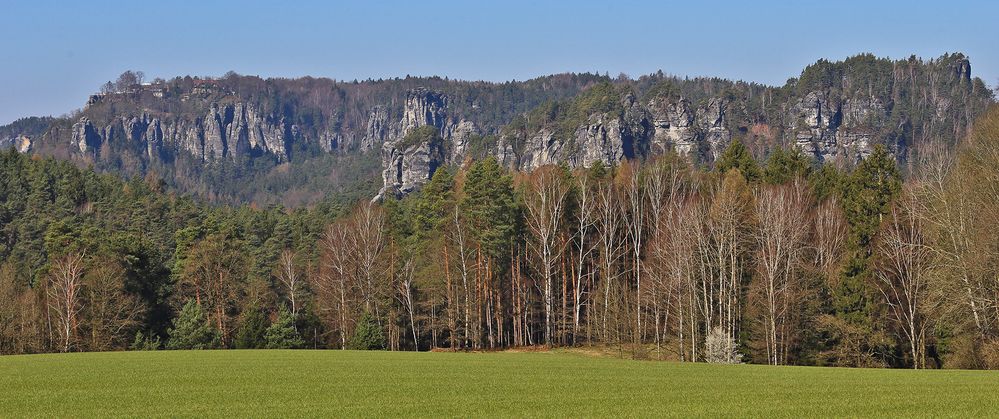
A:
[[2, 350, 998, 417]]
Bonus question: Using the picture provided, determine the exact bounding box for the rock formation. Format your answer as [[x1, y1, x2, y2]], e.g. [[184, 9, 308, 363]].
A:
[[1, 53, 987, 204]]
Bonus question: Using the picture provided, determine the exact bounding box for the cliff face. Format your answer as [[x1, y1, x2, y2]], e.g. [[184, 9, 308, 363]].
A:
[[69, 102, 304, 163], [449, 54, 989, 190], [377, 89, 476, 200], [4, 53, 992, 204]]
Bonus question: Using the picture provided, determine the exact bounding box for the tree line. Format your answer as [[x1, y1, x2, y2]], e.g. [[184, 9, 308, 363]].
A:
[[3, 107, 999, 368]]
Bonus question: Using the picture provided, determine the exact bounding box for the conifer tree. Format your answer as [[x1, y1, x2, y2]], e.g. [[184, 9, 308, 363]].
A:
[[166, 300, 219, 350], [348, 312, 386, 350], [715, 139, 761, 183], [265, 306, 304, 349]]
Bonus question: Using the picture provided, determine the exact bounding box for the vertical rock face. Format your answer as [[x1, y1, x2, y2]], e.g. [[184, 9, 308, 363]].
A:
[[401, 88, 448, 133], [510, 95, 733, 173], [790, 91, 889, 162], [64, 102, 301, 164], [13, 53, 986, 203], [375, 88, 478, 200], [202, 105, 227, 161], [377, 89, 451, 200], [445, 120, 477, 162], [518, 129, 562, 171], [575, 115, 626, 167], [362, 106, 391, 151], [145, 118, 163, 159], [71, 118, 101, 153], [648, 97, 697, 155], [699, 98, 731, 160]]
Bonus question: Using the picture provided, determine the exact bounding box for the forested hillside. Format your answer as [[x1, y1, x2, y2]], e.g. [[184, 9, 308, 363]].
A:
[[4, 106, 999, 369], [1, 53, 992, 205]]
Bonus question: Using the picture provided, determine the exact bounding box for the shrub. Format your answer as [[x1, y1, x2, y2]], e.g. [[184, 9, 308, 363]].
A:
[[704, 326, 743, 364], [130, 331, 161, 351]]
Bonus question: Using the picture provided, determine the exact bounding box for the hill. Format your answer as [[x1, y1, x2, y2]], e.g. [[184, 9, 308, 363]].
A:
[[1, 53, 992, 205]]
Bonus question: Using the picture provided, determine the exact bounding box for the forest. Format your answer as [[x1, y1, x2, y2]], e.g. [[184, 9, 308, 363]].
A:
[[2, 106, 999, 369]]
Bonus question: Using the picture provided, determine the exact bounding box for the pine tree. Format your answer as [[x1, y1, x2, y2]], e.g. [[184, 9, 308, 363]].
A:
[[348, 312, 386, 350], [130, 331, 161, 351], [836, 145, 901, 323], [715, 139, 761, 183], [234, 306, 268, 349], [265, 306, 304, 349], [166, 300, 219, 350], [763, 147, 812, 184], [460, 157, 518, 260]]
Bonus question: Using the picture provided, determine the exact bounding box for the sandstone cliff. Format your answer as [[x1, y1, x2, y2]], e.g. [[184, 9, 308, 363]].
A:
[[3, 53, 990, 204]]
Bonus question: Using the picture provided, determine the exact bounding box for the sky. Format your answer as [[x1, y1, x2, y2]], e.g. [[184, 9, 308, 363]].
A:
[[1, 0, 997, 125]]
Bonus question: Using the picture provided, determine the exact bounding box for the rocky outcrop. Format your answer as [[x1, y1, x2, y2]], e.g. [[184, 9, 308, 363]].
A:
[[4, 135, 33, 153], [63, 102, 306, 163], [71, 118, 102, 153], [375, 89, 478, 200], [648, 97, 697, 155], [379, 136, 447, 200], [790, 91, 888, 162], [362, 106, 391, 151], [376, 90, 449, 200], [445, 120, 477, 162], [699, 98, 731, 160], [402, 88, 447, 133], [5, 52, 986, 204], [145, 118, 163, 159], [509, 95, 730, 172]]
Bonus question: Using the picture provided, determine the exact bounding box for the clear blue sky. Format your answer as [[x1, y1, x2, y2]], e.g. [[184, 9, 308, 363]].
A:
[[1, 0, 996, 125]]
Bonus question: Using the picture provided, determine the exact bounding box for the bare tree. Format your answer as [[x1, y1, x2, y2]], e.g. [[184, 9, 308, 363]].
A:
[[524, 166, 571, 345], [643, 159, 687, 354], [813, 196, 848, 280], [874, 189, 934, 368], [84, 256, 144, 351], [0, 263, 20, 353], [752, 180, 810, 365], [622, 163, 646, 341], [316, 221, 356, 349], [181, 235, 244, 346], [352, 202, 386, 316], [47, 253, 86, 352], [666, 197, 706, 361], [705, 170, 754, 357], [395, 257, 419, 351], [595, 177, 625, 341], [114, 70, 143, 92], [276, 249, 304, 319], [450, 205, 474, 347], [571, 172, 597, 342], [916, 146, 990, 338]]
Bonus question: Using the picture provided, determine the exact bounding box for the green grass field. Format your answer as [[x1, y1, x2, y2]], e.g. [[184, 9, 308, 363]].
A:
[[2, 350, 998, 417]]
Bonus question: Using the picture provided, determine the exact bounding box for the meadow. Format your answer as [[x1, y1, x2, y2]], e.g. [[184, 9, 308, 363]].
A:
[[2, 349, 998, 417]]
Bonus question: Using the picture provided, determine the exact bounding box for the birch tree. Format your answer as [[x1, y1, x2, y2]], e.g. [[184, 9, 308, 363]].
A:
[[873, 189, 934, 368], [84, 255, 144, 351], [752, 180, 810, 365], [595, 176, 626, 342], [706, 170, 754, 357], [524, 165, 571, 345], [276, 249, 304, 319], [47, 252, 86, 352], [316, 221, 356, 349], [352, 202, 386, 316], [570, 171, 597, 342]]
